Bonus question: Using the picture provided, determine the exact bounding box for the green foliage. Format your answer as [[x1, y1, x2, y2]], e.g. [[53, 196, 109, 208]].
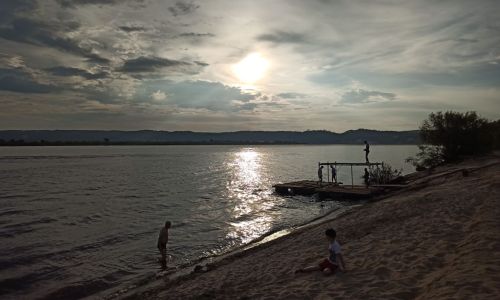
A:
[[407, 111, 499, 169], [369, 164, 402, 184]]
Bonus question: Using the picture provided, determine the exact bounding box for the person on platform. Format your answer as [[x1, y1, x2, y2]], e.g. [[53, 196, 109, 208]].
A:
[[330, 165, 337, 184], [363, 168, 370, 187], [318, 165, 324, 186], [364, 141, 370, 163]]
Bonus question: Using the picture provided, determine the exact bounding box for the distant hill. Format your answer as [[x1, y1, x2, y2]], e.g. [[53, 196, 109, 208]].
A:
[[0, 129, 420, 145]]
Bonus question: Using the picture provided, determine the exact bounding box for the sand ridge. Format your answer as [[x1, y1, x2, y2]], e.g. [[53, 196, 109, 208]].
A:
[[131, 155, 500, 300]]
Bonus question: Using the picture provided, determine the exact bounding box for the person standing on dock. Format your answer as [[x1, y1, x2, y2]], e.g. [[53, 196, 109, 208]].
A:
[[330, 165, 337, 184], [364, 141, 370, 163], [318, 165, 324, 186], [157, 220, 171, 269], [363, 168, 370, 187]]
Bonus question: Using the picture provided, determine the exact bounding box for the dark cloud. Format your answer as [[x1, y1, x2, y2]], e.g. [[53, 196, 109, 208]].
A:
[[56, 0, 119, 8], [194, 61, 209, 66], [178, 32, 215, 46], [85, 53, 111, 64], [257, 31, 307, 44], [0, 17, 110, 64], [57, 0, 147, 8], [117, 56, 208, 76], [45, 66, 109, 80], [277, 92, 306, 99], [118, 25, 147, 32], [341, 89, 396, 104], [168, 1, 199, 17], [179, 32, 215, 37], [118, 56, 190, 73], [0, 0, 37, 21], [0, 68, 57, 94]]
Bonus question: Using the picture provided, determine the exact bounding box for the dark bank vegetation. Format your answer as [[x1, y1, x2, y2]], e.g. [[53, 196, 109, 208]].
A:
[[407, 111, 500, 170]]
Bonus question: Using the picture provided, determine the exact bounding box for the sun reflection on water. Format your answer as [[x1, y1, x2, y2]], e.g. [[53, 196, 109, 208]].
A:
[[226, 148, 276, 244], [235, 149, 260, 186]]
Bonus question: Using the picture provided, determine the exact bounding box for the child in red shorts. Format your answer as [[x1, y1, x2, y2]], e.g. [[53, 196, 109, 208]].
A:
[[295, 228, 346, 275]]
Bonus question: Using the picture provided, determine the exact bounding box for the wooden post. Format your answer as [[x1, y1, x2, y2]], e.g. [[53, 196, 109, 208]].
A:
[[318, 162, 320, 185], [327, 161, 330, 183], [351, 164, 354, 188]]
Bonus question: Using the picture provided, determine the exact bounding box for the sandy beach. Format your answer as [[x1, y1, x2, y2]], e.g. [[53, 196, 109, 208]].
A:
[[126, 154, 500, 300]]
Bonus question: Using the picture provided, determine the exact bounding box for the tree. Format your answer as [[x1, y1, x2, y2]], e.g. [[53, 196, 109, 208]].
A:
[[408, 111, 497, 169], [421, 111, 490, 160]]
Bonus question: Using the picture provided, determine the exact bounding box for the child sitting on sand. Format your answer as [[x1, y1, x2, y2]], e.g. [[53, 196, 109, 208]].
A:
[[295, 228, 346, 275]]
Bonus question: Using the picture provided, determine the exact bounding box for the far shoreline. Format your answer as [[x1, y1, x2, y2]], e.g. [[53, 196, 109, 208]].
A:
[[0, 142, 419, 146]]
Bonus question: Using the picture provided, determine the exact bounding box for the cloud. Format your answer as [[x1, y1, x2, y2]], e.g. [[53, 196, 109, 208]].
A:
[[45, 66, 109, 80], [257, 31, 307, 44], [118, 56, 190, 73], [235, 102, 258, 111], [168, 1, 199, 17], [277, 92, 307, 99], [117, 56, 208, 77], [0, 68, 57, 93], [118, 25, 147, 32], [0, 17, 110, 64], [0, 0, 37, 21], [179, 32, 215, 38], [341, 89, 396, 104], [136, 80, 258, 111], [194, 61, 209, 66], [56, 0, 143, 8], [151, 90, 167, 101]]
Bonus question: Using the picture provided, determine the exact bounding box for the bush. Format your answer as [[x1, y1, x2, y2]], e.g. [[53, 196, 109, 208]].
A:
[[369, 163, 402, 184], [405, 145, 445, 170]]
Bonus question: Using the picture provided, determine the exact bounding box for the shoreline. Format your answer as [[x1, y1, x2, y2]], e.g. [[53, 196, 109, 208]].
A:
[[102, 203, 359, 299], [119, 153, 500, 299]]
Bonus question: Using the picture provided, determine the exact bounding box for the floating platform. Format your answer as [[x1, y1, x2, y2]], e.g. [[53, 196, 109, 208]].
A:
[[273, 180, 404, 200], [273, 161, 407, 201]]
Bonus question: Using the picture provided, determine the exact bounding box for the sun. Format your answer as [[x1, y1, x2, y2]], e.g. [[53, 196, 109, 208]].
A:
[[232, 53, 269, 84]]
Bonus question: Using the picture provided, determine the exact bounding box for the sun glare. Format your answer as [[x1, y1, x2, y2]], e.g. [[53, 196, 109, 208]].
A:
[[232, 53, 269, 83]]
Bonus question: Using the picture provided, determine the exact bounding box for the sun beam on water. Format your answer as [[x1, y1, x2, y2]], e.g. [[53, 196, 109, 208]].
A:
[[235, 149, 260, 185], [226, 148, 275, 244]]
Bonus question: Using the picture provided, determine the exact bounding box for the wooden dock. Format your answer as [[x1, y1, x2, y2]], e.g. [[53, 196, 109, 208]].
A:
[[273, 161, 407, 201], [273, 181, 406, 200], [273, 181, 383, 200]]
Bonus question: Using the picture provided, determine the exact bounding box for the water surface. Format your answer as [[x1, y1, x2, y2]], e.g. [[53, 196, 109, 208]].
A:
[[0, 145, 417, 299]]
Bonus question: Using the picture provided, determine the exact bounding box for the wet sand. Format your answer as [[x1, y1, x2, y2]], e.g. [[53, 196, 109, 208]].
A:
[[126, 154, 500, 299]]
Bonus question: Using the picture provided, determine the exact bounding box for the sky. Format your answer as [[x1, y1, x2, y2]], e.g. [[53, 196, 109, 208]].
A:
[[0, 0, 499, 132]]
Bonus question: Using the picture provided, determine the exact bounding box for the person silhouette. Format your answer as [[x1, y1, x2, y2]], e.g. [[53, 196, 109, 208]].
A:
[[157, 221, 171, 269], [318, 165, 324, 186], [363, 168, 370, 187], [363, 141, 370, 163], [330, 165, 337, 183]]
